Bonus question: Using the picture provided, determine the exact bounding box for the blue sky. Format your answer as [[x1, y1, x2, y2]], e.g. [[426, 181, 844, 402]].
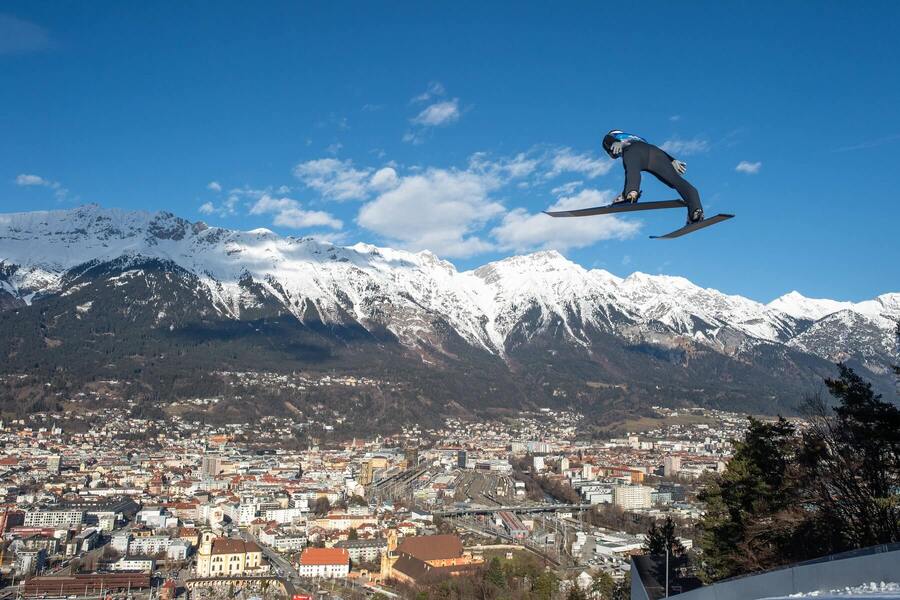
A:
[[2, 2, 898, 302]]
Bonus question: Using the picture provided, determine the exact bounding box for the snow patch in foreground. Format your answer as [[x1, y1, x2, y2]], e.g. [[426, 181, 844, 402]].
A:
[[765, 582, 900, 599]]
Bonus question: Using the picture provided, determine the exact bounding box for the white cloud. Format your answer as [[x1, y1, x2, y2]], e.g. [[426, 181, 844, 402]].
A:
[[660, 137, 709, 156], [411, 81, 445, 103], [411, 99, 460, 127], [15, 173, 67, 199], [669, 115, 682, 122], [16, 174, 48, 186], [293, 158, 373, 201], [833, 134, 900, 153], [273, 207, 343, 229], [402, 131, 426, 145], [248, 195, 297, 215], [197, 195, 238, 217], [404, 88, 462, 144], [357, 168, 503, 258], [551, 181, 582, 196], [491, 189, 639, 252], [735, 160, 762, 174], [370, 167, 399, 192], [249, 194, 342, 230], [207, 181, 222, 192], [468, 152, 539, 181], [545, 148, 613, 179]]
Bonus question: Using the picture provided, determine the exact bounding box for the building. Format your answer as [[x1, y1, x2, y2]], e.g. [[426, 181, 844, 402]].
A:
[[358, 461, 375, 486], [381, 534, 483, 584], [166, 539, 191, 561], [46, 455, 61, 474], [335, 538, 388, 564], [404, 447, 419, 468], [457, 450, 467, 469], [22, 574, 150, 598], [262, 507, 306, 524], [496, 511, 528, 539], [66, 528, 100, 555], [112, 556, 156, 573], [258, 528, 307, 552], [200, 454, 223, 478], [612, 485, 652, 510], [17, 534, 60, 555], [580, 484, 613, 505], [663, 455, 682, 477], [315, 512, 377, 531], [60, 497, 139, 531], [195, 532, 265, 577], [24, 509, 85, 528], [297, 547, 350, 578], [128, 535, 172, 556], [111, 531, 132, 553], [15, 548, 47, 576]]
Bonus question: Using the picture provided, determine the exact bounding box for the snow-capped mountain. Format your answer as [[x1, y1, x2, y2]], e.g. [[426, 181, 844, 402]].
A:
[[1, 205, 896, 364], [0, 205, 896, 421]]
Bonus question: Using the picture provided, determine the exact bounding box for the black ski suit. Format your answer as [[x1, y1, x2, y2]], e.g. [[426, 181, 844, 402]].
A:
[[621, 141, 702, 216]]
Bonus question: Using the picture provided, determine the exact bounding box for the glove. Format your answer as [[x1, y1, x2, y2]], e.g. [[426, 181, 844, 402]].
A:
[[672, 160, 687, 175], [610, 141, 625, 156]]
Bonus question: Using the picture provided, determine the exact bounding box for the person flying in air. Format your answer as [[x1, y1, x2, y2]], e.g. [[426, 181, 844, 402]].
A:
[[602, 130, 704, 225]]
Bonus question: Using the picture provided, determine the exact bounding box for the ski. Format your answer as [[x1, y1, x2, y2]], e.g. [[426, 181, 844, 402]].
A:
[[650, 214, 735, 239], [543, 199, 686, 218]]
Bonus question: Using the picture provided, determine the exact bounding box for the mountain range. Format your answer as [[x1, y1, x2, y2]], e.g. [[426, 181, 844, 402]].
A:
[[1, 205, 896, 431]]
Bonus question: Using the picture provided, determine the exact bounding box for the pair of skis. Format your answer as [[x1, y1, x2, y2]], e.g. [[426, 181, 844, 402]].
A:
[[543, 199, 733, 239]]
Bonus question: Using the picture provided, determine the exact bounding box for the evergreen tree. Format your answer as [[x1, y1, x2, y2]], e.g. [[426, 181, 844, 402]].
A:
[[698, 416, 801, 580], [532, 571, 558, 600], [484, 556, 506, 589], [590, 571, 616, 599], [312, 496, 331, 515], [799, 363, 900, 552], [610, 572, 631, 600], [567, 584, 588, 600], [643, 516, 685, 557]]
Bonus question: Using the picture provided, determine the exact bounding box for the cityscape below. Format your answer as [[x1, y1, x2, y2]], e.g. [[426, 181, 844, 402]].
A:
[[1, 402, 746, 599]]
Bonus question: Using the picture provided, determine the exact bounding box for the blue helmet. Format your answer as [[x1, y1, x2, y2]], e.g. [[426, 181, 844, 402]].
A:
[[602, 130, 645, 158]]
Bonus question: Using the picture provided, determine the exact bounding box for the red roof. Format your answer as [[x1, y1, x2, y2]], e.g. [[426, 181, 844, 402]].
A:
[[397, 535, 463, 561], [210, 539, 261, 555], [299, 548, 349, 566]]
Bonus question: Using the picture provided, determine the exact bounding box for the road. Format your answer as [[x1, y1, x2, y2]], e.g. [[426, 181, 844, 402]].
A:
[[240, 531, 308, 597]]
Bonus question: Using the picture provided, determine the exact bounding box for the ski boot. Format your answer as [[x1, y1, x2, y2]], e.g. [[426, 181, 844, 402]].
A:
[[613, 190, 641, 206], [686, 208, 704, 225]]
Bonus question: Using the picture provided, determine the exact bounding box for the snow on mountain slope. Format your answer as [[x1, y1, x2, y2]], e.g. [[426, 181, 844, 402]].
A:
[[769, 290, 900, 322], [0, 205, 896, 367], [769, 291, 858, 321]]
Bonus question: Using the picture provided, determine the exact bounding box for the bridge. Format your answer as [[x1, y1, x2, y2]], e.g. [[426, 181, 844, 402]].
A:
[[432, 503, 592, 517]]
